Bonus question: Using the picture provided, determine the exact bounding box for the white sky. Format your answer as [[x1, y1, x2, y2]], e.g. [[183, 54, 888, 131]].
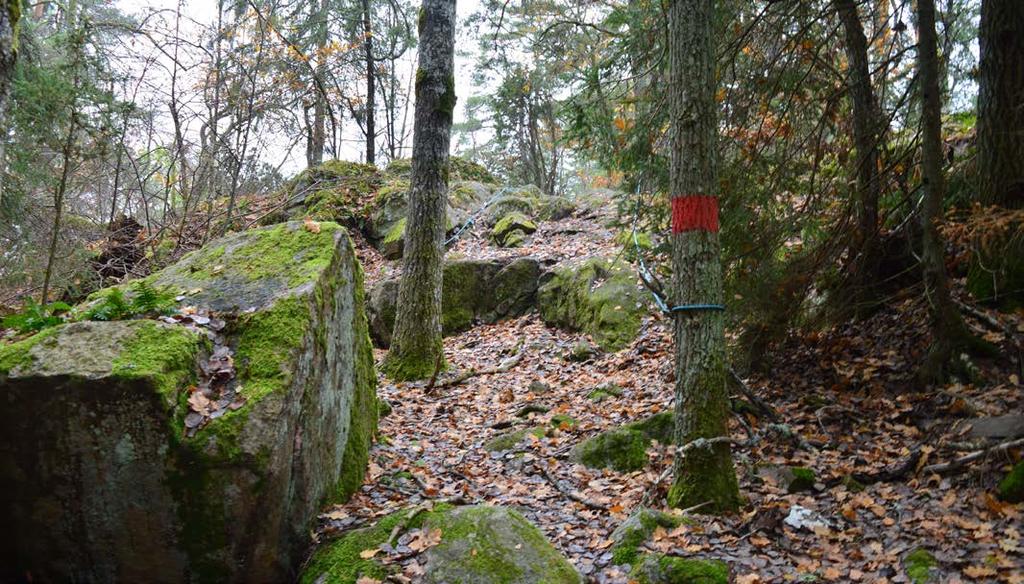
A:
[[112, 0, 485, 175]]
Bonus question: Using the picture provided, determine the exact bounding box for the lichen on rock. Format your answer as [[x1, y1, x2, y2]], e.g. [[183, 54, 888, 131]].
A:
[[570, 412, 673, 472]]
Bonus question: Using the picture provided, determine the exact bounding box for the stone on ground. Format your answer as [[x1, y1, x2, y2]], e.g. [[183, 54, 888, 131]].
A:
[[491, 211, 538, 247], [570, 412, 673, 472], [301, 505, 580, 584], [0, 221, 377, 583], [609, 508, 683, 566], [367, 257, 541, 347], [281, 159, 382, 224], [635, 555, 729, 584], [538, 257, 649, 351], [998, 461, 1024, 503]]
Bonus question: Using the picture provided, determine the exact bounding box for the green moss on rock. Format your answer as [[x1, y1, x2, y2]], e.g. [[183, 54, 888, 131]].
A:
[[491, 212, 537, 247], [422, 506, 581, 584], [484, 427, 547, 451], [904, 548, 938, 584], [538, 258, 649, 352], [787, 467, 816, 493], [998, 461, 1024, 503], [610, 508, 683, 567], [636, 554, 729, 584], [571, 427, 647, 472], [303, 505, 579, 584]]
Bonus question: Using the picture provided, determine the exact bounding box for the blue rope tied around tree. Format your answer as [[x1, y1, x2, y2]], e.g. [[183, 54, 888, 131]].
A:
[[629, 181, 725, 316]]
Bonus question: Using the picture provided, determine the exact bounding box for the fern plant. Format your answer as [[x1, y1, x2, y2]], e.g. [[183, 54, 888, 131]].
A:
[[2, 300, 72, 333], [83, 281, 176, 322]]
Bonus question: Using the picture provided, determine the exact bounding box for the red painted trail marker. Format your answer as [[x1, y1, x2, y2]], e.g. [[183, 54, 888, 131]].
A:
[[671, 195, 719, 233]]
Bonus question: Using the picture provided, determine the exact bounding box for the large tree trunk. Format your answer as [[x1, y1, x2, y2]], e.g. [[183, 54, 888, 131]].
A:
[[977, 0, 1024, 208], [915, 0, 977, 385], [362, 0, 375, 165], [665, 0, 740, 514], [0, 0, 18, 200], [381, 0, 456, 381], [834, 0, 884, 301]]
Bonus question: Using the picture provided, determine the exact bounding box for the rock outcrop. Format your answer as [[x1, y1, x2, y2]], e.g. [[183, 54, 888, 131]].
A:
[[301, 504, 580, 584], [0, 221, 377, 583], [368, 257, 541, 347], [537, 258, 650, 351]]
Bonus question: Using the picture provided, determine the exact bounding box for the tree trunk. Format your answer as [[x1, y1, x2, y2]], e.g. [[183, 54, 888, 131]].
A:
[[834, 0, 883, 300], [977, 0, 1024, 207], [381, 0, 456, 381], [363, 0, 375, 165], [41, 115, 78, 304], [915, 0, 976, 385], [665, 0, 740, 514], [0, 0, 18, 200], [307, 0, 328, 168]]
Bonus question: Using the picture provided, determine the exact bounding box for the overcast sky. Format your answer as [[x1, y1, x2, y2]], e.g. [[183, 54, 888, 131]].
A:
[[112, 0, 486, 175]]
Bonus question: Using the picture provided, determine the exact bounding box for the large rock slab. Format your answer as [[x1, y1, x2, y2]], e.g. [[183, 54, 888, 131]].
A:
[[368, 257, 541, 347], [301, 504, 580, 584], [537, 258, 650, 351], [0, 221, 377, 583]]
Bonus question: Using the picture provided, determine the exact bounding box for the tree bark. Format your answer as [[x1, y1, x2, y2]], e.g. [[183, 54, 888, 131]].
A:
[[915, 0, 976, 385], [0, 0, 18, 201], [362, 0, 375, 165], [834, 0, 883, 299], [665, 0, 740, 514], [382, 0, 456, 381], [307, 0, 329, 168], [977, 0, 1024, 208]]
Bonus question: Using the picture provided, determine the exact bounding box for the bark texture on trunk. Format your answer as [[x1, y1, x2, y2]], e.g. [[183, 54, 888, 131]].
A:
[[977, 0, 1024, 208], [916, 0, 975, 385], [363, 0, 375, 165], [381, 0, 456, 381], [666, 0, 740, 514], [0, 0, 20, 200], [835, 0, 883, 298], [307, 0, 328, 168]]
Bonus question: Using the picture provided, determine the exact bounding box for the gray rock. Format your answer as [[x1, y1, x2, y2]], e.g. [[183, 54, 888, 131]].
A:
[[0, 221, 377, 583], [422, 506, 581, 584], [538, 258, 650, 352], [367, 257, 541, 347], [967, 415, 1024, 439]]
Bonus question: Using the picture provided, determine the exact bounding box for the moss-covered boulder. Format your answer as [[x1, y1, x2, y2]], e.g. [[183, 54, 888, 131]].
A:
[[365, 178, 494, 259], [537, 258, 650, 351], [368, 257, 541, 347], [610, 508, 684, 566], [491, 211, 538, 247], [483, 184, 574, 225], [0, 221, 377, 583], [281, 159, 382, 224], [570, 412, 673, 472], [635, 555, 729, 584], [484, 426, 547, 451], [301, 505, 580, 584], [998, 461, 1024, 503]]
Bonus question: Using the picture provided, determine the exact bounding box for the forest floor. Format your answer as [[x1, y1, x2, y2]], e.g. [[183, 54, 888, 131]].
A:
[[317, 205, 1024, 584]]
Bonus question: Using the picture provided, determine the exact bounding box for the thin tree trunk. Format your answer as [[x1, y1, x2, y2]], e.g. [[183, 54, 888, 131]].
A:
[[916, 0, 975, 385], [363, 0, 375, 165], [307, 0, 328, 167], [41, 115, 78, 304], [977, 0, 1024, 207], [382, 0, 456, 381], [0, 0, 18, 201], [666, 0, 740, 514], [834, 0, 883, 299]]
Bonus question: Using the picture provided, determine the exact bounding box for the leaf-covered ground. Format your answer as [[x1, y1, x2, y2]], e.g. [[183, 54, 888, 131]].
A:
[[324, 205, 1024, 584]]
